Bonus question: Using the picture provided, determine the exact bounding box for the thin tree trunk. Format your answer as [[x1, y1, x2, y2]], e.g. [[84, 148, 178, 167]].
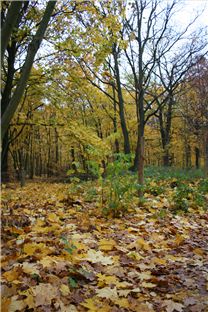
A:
[[112, 45, 130, 154], [138, 135, 145, 198], [205, 132, 208, 176], [195, 147, 200, 169], [112, 83, 119, 153]]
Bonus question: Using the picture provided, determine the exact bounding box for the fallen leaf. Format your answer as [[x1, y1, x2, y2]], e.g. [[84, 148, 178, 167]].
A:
[[60, 284, 70, 296], [96, 286, 118, 299], [85, 250, 113, 265], [97, 273, 118, 287], [141, 282, 156, 288], [8, 296, 27, 312], [23, 242, 52, 256], [32, 283, 59, 306], [137, 271, 152, 280], [3, 267, 22, 282], [163, 300, 184, 312], [20, 262, 40, 275], [47, 212, 60, 223], [80, 298, 99, 311], [99, 239, 116, 251], [114, 297, 130, 308]]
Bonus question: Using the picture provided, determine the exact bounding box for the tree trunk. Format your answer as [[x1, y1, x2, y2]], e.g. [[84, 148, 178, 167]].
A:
[[163, 150, 170, 167], [195, 147, 200, 169], [1, 1, 24, 62], [138, 135, 145, 198], [158, 94, 174, 167], [1, 131, 10, 182], [112, 45, 130, 154], [71, 147, 77, 172], [185, 143, 191, 168], [17, 150, 25, 187], [131, 138, 139, 171], [1, 0, 56, 139], [205, 132, 208, 176], [55, 128, 59, 163], [112, 84, 119, 153]]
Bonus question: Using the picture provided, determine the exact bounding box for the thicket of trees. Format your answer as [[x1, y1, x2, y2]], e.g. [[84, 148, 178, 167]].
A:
[[1, 0, 208, 188]]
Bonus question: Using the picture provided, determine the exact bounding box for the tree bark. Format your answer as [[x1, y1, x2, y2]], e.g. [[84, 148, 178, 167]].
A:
[[138, 135, 145, 198], [1, 0, 56, 140], [205, 132, 208, 176], [1, 131, 10, 182], [195, 147, 200, 169], [1, 1, 23, 62], [112, 83, 120, 153], [112, 45, 130, 154], [158, 94, 174, 166]]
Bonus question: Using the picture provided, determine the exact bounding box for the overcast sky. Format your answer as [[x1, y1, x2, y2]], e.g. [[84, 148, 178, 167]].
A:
[[175, 0, 208, 28]]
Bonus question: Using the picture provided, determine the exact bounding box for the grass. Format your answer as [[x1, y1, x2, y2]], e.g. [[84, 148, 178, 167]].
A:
[[144, 166, 205, 181]]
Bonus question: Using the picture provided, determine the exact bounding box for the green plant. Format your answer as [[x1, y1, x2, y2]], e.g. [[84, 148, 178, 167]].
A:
[[84, 186, 98, 202], [144, 180, 165, 196], [101, 155, 138, 217], [172, 184, 193, 213], [68, 276, 78, 288], [198, 179, 208, 193]]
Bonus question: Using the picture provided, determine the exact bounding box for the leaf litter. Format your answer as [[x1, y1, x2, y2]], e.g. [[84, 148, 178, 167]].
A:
[[1, 182, 208, 311]]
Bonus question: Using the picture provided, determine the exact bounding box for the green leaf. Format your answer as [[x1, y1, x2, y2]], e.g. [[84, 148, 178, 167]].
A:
[[68, 277, 78, 288]]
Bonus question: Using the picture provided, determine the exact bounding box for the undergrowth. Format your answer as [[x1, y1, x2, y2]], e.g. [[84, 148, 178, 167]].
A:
[[66, 157, 207, 217]]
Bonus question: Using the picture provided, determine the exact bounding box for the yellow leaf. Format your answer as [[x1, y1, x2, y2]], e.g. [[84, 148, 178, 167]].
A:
[[136, 238, 151, 251], [60, 284, 70, 296], [99, 239, 116, 251], [174, 234, 184, 246], [193, 248, 204, 256], [24, 293, 35, 309], [97, 273, 117, 287], [23, 243, 52, 257], [48, 212, 60, 223], [151, 257, 167, 265], [3, 267, 21, 282], [114, 298, 130, 308], [80, 298, 98, 311], [127, 251, 144, 260]]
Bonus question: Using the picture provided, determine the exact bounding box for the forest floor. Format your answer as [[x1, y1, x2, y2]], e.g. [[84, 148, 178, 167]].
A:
[[1, 179, 208, 312]]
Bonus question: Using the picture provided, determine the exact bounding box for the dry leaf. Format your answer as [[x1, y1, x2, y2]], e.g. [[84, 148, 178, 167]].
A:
[[163, 300, 184, 312], [85, 250, 113, 265], [96, 286, 118, 299], [99, 239, 116, 251], [32, 283, 59, 306]]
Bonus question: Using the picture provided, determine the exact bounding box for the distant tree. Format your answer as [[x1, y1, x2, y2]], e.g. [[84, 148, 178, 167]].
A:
[[155, 35, 207, 166], [180, 56, 208, 174]]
